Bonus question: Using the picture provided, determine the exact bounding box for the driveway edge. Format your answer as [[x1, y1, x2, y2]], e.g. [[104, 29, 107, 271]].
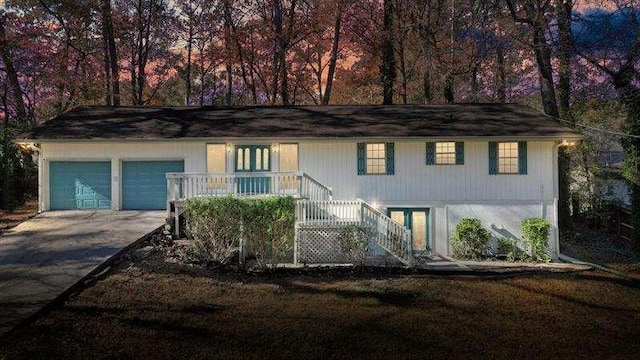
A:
[[0, 224, 164, 341]]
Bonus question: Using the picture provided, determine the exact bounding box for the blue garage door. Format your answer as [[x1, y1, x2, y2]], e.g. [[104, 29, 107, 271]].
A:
[[50, 161, 112, 210], [122, 161, 184, 210]]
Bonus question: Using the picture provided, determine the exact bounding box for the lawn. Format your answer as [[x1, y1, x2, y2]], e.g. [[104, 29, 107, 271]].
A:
[[0, 246, 639, 360]]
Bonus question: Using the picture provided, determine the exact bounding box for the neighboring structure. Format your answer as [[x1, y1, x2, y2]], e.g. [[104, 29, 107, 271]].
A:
[[16, 104, 581, 263]]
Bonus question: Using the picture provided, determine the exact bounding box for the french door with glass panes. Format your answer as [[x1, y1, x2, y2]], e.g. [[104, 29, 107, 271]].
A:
[[388, 208, 430, 253], [235, 145, 271, 194]]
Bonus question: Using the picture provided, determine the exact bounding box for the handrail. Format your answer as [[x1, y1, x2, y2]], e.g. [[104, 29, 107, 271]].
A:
[[295, 199, 413, 266], [166, 171, 333, 207]]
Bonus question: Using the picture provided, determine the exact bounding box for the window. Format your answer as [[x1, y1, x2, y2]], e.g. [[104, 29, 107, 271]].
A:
[[357, 142, 394, 175], [498, 142, 519, 174], [426, 141, 464, 165], [436, 142, 456, 164], [279, 144, 298, 172], [366, 143, 386, 174], [206, 144, 227, 189], [206, 144, 226, 173], [489, 141, 527, 175], [278, 144, 298, 192]]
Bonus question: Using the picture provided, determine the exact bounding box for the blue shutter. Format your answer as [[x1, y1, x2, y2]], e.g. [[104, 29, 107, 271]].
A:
[[488, 142, 497, 175], [455, 142, 464, 165], [385, 142, 395, 175], [357, 143, 366, 175], [518, 141, 527, 175], [425, 142, 435, 165]]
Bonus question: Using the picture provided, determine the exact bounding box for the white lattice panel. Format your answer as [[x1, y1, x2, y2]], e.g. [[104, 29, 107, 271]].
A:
[[297, 225, 351, 264]]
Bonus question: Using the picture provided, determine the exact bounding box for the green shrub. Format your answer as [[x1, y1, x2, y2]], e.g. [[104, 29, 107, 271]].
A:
[[521, 218, 551, 262], [451, 218, 491, 260], [183, 196, 244, 266], [497, 237, 513, 255], [242, 196, 295, 270], [338, 225, 370, 266]]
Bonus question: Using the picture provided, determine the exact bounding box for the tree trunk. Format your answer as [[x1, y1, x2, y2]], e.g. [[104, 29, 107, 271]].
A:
[[185, 25, 193, 106], [555, 0, 573, 120], [101, 0, 120, 106], [555, 0, 574, 236], [444, 73, 454, 103], [0, 17, 28, 125], [381, 0, 395, 105], [322, 4, 343, 106], [496, 41, 506, 102], [532, 25, 559, 118], [223, 0, 233, 106], [399, 37, 408, 104]]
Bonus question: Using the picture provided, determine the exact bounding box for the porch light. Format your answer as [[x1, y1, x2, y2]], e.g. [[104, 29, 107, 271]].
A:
[[273, 143, 279, 152], [226, 143, 233, 153], [559, 139, 576, 147]]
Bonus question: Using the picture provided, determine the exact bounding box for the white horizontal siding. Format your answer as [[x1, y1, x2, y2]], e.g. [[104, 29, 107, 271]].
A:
[[299, 140, 555, 204], [40, 139, 559, 257]]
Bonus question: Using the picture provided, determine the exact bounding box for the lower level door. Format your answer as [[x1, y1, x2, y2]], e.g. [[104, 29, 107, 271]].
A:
[[389, 208, 430, 252]]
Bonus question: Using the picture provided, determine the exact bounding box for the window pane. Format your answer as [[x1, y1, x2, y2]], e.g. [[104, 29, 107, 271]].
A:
[[237, 148, 243, 170], [412, 212, 427, 251], [365, 143, 386, 174], [255, 148, 262, 170], [498, 142, 519, 174], [280, 144, 298, 172], [207, 144, 226, 173], [244, 148, 250, 170], [390, 211, 404, 227], [435, 141, 456, 164], [263, 148, 270, 170]]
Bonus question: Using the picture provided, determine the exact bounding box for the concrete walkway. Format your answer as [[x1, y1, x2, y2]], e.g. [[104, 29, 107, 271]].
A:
[[0, 211, 165, 336]]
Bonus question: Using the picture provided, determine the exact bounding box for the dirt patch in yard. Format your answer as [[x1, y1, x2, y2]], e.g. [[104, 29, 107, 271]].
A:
[[0, 200, 38, 234], [1, 242, 639, 360]]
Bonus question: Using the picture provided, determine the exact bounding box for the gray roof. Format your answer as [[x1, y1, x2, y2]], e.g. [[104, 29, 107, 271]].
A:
[[19, 103, 581, 141]]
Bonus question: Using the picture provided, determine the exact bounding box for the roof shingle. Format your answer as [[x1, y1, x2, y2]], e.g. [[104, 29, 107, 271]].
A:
[[18, 103, 581, 141]]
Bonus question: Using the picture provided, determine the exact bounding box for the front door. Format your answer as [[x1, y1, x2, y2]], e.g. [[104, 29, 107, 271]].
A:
[[389, 208, 430, 253], [235, 145, 271, 194]]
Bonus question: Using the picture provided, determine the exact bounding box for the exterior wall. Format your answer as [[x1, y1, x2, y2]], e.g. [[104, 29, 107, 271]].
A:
[[40, 139, 559, 257]]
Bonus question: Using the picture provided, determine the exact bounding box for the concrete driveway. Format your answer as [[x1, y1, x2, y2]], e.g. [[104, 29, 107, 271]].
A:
[[0, 210, 165, 336]]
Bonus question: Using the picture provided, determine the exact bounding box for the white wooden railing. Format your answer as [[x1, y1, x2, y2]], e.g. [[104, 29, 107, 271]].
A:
[[166, 171, 333, 206], [295, 199, 413, 266]]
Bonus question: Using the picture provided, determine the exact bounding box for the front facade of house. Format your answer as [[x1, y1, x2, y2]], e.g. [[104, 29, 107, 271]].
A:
[[19, 104, 580, 260]]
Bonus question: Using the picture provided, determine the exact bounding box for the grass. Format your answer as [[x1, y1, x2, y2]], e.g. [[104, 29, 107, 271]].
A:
[[1, 246, 639, 360]]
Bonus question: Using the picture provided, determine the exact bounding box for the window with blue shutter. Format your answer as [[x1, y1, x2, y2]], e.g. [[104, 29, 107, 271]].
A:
[[489, 142, 498, 175], [385, 142, 395, 175], [358, 142, 394, 175], [518, 141, 527, 175], [491, 141, 527, 175], [428, 141, 463, 165], [357, 143, 365, 175]]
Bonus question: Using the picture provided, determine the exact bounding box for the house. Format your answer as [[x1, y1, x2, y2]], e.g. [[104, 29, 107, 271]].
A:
[[16, 104, 581, 264]]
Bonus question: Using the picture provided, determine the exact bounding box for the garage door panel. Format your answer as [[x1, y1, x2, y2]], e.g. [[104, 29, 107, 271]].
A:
[[122, 161, 184, 210], [50, 161, 112, 210]]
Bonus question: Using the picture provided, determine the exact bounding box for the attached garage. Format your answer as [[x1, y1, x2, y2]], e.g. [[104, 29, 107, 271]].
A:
[[49, 161, 112, 210], [121, 160, 184, 210]]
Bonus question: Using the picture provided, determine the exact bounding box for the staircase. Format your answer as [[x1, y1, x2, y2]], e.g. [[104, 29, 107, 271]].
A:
[[295, 199, 413, 266], [167, 171, 413, 266]]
